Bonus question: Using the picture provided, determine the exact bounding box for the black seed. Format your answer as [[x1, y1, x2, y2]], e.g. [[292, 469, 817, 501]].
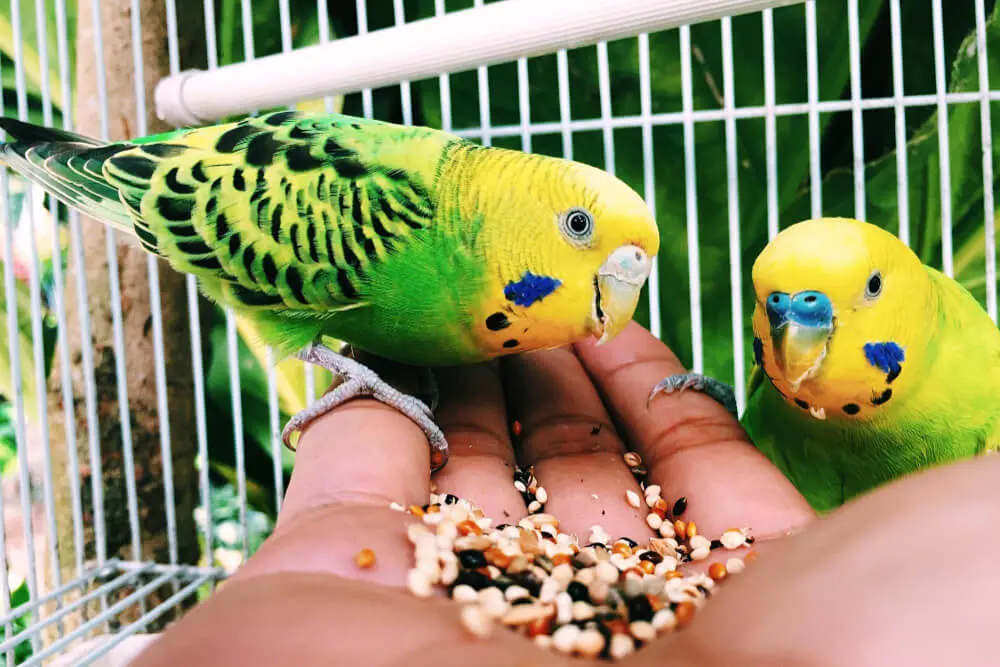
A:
[[502, 339, 519, 349], [245, 132, 285, 167], [454, 570, 493, 591], [566, 581, 591, 603], [228, 233, 241, 256], [215, 212, 229, 239], [109, 155, 156, 180], [262, 254, 278, 286], [590, 425, 601, 435], [456, 550, 487, 569], [337, 270, 358, 300], [511, 597, 534, 606], [638, 550, 663, 564], [189, 255, 222, 270], [215, 123, 258, 153], [886, 366, 901, 384], [286, 267, 307, 303], [286, 144, 325, 171], [710, 539, 723, 549], [164, 167, 195, 194], [872, 388, 893, 406], [509, 572, 541, 597], [156, 195, 193, 221], [232, 168, 246, 191], [333, 157, 368, 178], [443, 494, 458, 505], [617, 537, 638, 547], [264, 110, 297, 126], [485, 312, 511, 331], [672, 496, 687, 517], [630, 465, 648, 476], [627, 595, 653, 622], [843, 403, 860, 415], [794, 398, 809, 410], [534, 555, 554, 574]]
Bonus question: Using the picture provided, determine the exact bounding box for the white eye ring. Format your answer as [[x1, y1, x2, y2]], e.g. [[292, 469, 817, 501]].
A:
[[559, 208, 595, 244], [865, 270, 883, 299]]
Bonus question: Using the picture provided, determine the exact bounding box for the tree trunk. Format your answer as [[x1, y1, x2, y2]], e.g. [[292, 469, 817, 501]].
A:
[[41, 0, 208, 648]]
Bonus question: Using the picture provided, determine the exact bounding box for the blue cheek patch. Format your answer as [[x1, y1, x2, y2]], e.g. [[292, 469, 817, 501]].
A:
[[863, 342, 905, 383], [504, 272, 562, 307]]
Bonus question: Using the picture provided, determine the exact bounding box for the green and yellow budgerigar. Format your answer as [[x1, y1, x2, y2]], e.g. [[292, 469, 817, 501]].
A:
[[650, 217, 1000, 512], [0, 111, 660, 470]]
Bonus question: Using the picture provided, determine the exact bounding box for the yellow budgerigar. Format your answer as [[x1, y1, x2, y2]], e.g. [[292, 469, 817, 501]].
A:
[[650, 217, 1000, 511], [0, 111, 660, 470]]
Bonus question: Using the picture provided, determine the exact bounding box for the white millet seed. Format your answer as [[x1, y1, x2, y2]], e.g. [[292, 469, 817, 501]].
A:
[[504, 585, 531, 602], [646, 513, 663, 531], [689, 535, 712, 551], [551, 624, 581, 654], [609, 633, 635, 659], [727, 557, 746, 574], [595, 560, 619, 584], [571, 600, 596, 621], [651, 608, 678, 632], [555, 592, 573, 624], [658, 522, 676, 538], [535, 487, 548, 504], [626, 490, 642, 508], [406, 568, 433, 598], [644, 485, 661, 503], [574, 628, 606, 658], [479, 587, 509, 619], [690, 546, 711, 561], [527, 500, 542, 513], [452, 584, 478, 604], [629, 620, 656, 642], [460, 604, 493, 639], [721, 529, 748, 550]]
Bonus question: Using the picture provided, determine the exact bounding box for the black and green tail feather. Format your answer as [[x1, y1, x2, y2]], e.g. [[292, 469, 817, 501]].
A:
[[0, 111, 450, 324], [0, 117, 138, 235]]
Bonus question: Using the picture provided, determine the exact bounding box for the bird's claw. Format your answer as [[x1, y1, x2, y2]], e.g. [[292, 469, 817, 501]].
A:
[[281, 343, 449, 471], [647, 372, 740, 419]]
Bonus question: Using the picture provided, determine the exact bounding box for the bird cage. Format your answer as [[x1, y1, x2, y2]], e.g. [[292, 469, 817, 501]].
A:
[[0, 0, 996, 663]]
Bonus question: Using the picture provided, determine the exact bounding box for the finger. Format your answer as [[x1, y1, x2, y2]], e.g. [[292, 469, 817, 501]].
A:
[[431, 362, 526, 524], [276, 353, 433, 530], [501, 347, 652, 542], [574, 321, 815, 542]]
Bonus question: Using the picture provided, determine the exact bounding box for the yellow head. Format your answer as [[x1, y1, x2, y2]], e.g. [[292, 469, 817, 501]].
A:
[[750, 217, 934, 419], [452, 145, 661, 357]]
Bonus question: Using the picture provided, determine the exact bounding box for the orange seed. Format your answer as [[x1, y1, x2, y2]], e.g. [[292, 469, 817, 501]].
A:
[[673, 520, 686, 537], [674, 601, 695, 628], [686, 521, 698, 539], [457, 520, 482, 536], [708, 562, 728, 581], [552, 553, 572, 567], [638, 560, 656, 575], [354, 548, 376, 569]]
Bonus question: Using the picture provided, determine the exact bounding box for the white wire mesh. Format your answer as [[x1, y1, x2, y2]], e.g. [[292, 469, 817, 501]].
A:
[[0, 0, 996, 664]]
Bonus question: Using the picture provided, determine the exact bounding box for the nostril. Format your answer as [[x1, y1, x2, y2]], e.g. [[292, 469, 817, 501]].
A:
[[804, 295, 816, 304]]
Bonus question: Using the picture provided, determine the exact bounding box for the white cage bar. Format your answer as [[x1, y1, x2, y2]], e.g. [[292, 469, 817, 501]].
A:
[[0, 0, 997, 664]]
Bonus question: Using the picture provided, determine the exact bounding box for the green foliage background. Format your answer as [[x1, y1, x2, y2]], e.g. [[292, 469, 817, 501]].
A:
[[0, 2, 998, 655]]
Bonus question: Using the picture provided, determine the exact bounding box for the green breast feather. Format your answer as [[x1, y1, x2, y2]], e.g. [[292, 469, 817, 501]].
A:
[[0, 111, 488, 363]]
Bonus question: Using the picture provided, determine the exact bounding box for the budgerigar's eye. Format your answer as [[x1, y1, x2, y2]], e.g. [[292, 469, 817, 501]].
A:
[[560, 208, 595, 244], [865, 270, 883, 298]]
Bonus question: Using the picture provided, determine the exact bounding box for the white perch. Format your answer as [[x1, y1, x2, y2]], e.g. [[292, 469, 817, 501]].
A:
[[155, 0, 806, 127]]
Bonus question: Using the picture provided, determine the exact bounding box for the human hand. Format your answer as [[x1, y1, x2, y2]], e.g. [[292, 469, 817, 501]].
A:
[[131, 321, 815, 666]]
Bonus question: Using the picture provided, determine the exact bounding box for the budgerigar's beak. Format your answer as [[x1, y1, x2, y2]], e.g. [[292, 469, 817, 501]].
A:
[[591, 244, 652, 345], [765, 289, 835, 390]]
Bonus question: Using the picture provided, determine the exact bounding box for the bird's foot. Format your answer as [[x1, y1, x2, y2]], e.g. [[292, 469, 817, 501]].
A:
[[281, 343, 449, 471], [647, 372, 739, 419]]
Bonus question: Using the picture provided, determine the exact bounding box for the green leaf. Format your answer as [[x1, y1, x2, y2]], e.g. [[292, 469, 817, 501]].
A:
[[783, 0, 1000, 309]]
